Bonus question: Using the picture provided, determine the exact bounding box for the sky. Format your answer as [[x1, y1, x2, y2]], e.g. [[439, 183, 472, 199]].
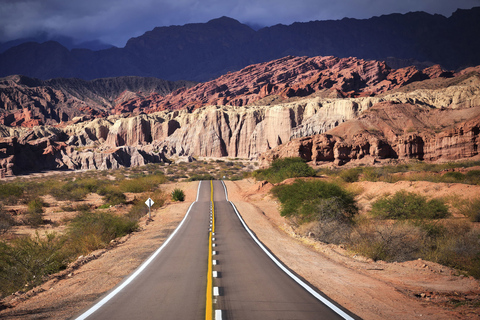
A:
[[1, 0, 479, 47]]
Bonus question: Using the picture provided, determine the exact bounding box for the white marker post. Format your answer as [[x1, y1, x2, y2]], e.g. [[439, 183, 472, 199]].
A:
[[145, 197, 154, 219]]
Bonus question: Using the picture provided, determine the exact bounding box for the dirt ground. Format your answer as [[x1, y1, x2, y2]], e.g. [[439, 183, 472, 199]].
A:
[[1, 179, 479, 319]]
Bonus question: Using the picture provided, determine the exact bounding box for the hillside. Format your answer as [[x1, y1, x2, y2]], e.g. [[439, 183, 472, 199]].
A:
[[0, 55, 454, 127], [0, 75, 195, 126], [0, 56, 479, 176], [0, 8, 479, 81]]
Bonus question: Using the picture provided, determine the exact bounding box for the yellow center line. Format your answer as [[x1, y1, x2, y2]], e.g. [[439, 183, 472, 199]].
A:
[[205, 180, 214, 320]]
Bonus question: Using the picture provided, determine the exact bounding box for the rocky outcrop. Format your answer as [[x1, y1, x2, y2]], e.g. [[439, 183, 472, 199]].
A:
[[0, 75, 194, 127], [1, 56, 455, 128], [115, 56, 453, 113], [1, 63, 479, 175], [260, 100, 480, 166]]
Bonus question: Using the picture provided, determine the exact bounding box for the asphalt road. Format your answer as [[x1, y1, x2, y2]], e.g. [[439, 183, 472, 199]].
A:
[[76, 181, 211, 320], [76, 180, 355, 320]]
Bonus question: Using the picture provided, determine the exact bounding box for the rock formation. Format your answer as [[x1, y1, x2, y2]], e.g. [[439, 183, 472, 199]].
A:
[[1, 54, 479, 176], [260, 73, 480, 166], [0, 56, 453, 127], [1, 69, 479, 175], [0, 75, 195, 127]]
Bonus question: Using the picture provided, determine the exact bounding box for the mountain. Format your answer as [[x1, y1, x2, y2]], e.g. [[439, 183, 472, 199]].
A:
[[0, 8, 479, 81], [0, 75, 195, 126], [0, 34, 114, 53], [1, 56, 479, 175], [0, 56, 453, 127]]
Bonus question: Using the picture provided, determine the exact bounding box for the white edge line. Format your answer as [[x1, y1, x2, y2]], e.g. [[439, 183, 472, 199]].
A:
[[75, 181, 202, 320], [220, 181, 354, 320]]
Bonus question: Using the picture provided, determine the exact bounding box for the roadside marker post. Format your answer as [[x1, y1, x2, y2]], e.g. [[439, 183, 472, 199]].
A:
[[145, 197, 154, 219]]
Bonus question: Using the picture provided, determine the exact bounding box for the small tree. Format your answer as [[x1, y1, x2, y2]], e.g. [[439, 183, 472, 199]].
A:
[[171, 188, 185, 202]]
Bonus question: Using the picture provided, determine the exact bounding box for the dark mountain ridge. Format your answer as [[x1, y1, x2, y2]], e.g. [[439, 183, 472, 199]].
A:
[[0, 8, 479, 82]]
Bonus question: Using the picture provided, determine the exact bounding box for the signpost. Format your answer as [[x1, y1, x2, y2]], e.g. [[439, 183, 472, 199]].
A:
[[145, 197, 154, 219]]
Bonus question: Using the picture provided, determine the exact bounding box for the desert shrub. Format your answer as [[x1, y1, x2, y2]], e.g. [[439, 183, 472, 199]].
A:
[[360, 167, 383, 182], [423, 222, 480, 278], [465, 170, 480, 185], [303, 198, 354, 244], [65, 211, 138, 256], [119, 174, 166, 193], [188, 174, 215, 181], [441, 171, 465, 182], [98, 187, 126, 206], [0, 232, 67, 297], [339, 168, 361, 183], [350, 221, 425, 262], [456, 198, 480, 222], [253, 157, 315, 184], [171, 188, 185, 202], [25, 198, 46, 227], [126, 201, 149, 220], [0, 182, 24, 204], [75, 177, 107, 193], [50, 181, 89, 201], [271, 179, 357, 223], [0, 206, 15, 235], [371, 190, 450, 220]]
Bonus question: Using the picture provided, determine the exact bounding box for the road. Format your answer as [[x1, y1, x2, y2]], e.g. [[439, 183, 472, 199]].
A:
[[76, 180, 356, 320]]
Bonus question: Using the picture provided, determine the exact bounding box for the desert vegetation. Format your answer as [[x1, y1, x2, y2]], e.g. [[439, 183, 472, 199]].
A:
[[0, 158, 254, 298], [321, 160, 480, 185], [1, 156, 479, 301], [255, 158, 480, 279], [252, 157, 316, 183]]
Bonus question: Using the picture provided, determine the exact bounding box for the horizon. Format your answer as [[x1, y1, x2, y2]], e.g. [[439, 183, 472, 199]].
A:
[[1, 0, 479, 48]]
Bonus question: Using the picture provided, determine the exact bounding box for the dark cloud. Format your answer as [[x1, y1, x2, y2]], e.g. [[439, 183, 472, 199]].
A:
[[1, 0, 479, 47]]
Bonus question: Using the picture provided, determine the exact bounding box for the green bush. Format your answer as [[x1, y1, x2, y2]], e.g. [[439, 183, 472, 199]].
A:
[[423, 222, 480, 278], [171, 188, 185, 202], [119, 174, 166, 193], [339, 168, 361, 182], [371, 191, 450, 220], [50, 181, 89, 201], [457, 198, 480, 222], [253, 157, 315, 184], [0, 182, 24, 204], [98, 187, 126, 206], [441, 171, 465, 182], [188, 174, 215, 181], [26, 198, 46, 227], [65, 211, 138, 256], [465, 170, 480, 185], [0, 232, 67, 297], [0, 206, 15, 235], [271, 179, 357, 223]]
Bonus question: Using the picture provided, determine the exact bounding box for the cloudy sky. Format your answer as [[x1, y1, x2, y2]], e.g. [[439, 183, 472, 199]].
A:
[[1, 0, 479, 47]]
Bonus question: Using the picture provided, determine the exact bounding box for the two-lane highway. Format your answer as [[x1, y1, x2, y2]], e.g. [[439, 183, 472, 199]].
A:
[[76, 180, 356, 320]]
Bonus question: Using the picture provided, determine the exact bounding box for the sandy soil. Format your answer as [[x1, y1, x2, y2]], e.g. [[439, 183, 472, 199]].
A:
[[1, 179, 479, 319]]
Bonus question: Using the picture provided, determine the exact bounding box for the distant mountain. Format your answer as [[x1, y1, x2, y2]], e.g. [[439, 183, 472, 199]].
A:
[[0, 33, 114, 53], [0, 8, 479, 81]]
